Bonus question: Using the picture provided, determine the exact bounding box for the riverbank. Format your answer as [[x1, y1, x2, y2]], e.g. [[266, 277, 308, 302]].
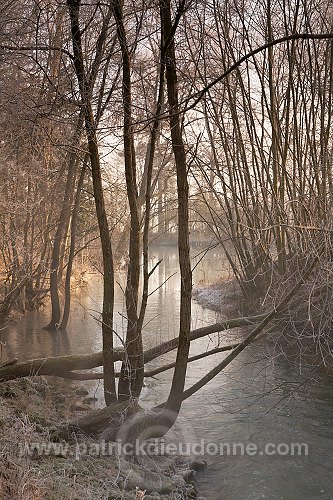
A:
[[193, 277, 333, 379], [0, 378, 203, 500], [193, 279, 244, 317]]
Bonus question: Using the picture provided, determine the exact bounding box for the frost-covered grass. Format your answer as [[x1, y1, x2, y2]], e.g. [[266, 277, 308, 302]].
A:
[[193, 279, 243, 316], [0, 378, 198, 500]]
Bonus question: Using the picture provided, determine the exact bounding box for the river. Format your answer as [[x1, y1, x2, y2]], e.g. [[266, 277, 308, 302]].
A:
[[1, 245, 333, 499]]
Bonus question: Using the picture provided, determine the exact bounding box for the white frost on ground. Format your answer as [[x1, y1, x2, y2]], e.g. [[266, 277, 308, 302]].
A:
[[193, 280, 242, 316]]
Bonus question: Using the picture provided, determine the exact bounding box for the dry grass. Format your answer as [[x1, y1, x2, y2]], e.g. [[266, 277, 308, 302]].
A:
[[0, 378, 122, 499], [0, 378, 196, 500]]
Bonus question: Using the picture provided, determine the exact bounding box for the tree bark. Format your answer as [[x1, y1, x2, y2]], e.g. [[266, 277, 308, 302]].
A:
[[0, 313, 263, 382], [112, 0, 143, 401], [46, 113, 83, 329], [160, 0, 192, 414], [67, 0, 117, 404], [59, 152, 89, 330]]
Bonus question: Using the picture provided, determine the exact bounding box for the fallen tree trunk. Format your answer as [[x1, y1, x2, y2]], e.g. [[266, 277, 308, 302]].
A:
[[114, 253, 322, 446], [53, 252, 319, 442], [0, 351, 118, 382], [143, 313, 264, 363], [0, 313, 264, 382], [58, 342, 240, 380]]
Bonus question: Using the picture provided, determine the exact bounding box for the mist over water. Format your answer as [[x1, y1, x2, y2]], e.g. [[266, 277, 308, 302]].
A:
[[1, 245, 333, 499]]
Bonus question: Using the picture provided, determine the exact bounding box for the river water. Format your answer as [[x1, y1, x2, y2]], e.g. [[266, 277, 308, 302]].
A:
[[1, 245, 333, 499]]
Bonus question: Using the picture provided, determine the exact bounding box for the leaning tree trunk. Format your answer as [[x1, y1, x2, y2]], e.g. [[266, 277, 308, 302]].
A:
[[0, 312, 266, 382]]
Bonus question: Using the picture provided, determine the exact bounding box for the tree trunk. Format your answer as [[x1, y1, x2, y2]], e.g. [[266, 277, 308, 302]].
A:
[[113, 0, 143, 401], [0, 313, 264, 382], [67, 0, 117, 405], [46, 113, 83, 329], [59, 153, 88, 330], [160, 0, 192, 414]]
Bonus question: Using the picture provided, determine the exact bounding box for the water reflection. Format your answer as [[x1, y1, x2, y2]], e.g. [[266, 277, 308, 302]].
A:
[[1, 245, 333, 499]]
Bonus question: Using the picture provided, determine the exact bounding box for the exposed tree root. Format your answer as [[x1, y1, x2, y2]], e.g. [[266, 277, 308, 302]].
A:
[[54, 399, 140, 440]]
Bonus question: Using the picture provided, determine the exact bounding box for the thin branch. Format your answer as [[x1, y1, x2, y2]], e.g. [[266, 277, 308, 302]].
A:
[[0, 44, 74, 59]]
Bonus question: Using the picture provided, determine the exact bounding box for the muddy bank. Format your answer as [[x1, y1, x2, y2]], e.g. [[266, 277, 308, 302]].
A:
[[0, 378, 204, 500]]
